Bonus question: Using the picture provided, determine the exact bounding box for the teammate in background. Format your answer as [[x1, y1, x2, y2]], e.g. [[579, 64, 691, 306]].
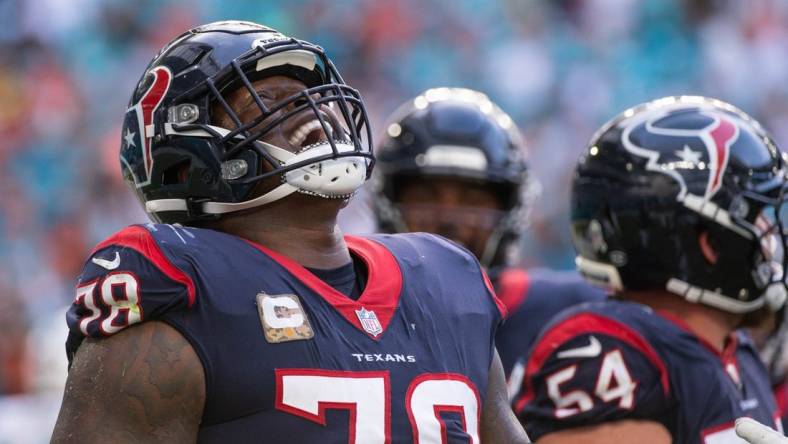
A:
[[753, 306, 788, 427], [514, 96, 788, 443], [51, 22, 528, 443], [373, 87, 604, 382]]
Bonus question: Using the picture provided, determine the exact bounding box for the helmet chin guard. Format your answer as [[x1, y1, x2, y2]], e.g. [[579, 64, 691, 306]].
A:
[[272, 142, 369, 198]]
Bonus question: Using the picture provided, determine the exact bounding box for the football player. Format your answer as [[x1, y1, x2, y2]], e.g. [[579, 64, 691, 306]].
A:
[[51, 22, 528, 443], [512, 96, 788, 443], [373, 87, 604, 382]]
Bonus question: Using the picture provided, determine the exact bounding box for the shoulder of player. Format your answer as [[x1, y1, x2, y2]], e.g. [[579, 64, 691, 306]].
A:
[[363, 232, 505, 316], [514, 304, 672, 414], [90, 223, 214, 257], [527, 268, 605, 298], [529, 303, 670, 385], [85, 223, 229, 275], [501, 267, 605, 315], [68, 225, 207, 359], [529, 302, 658, 356], [81, 224, 198, 305], [367, 232, 477, 264]]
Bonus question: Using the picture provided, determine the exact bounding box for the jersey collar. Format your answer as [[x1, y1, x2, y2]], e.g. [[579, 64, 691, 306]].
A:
[[655, 309, 739, 360], [245, 235, 403, 340]]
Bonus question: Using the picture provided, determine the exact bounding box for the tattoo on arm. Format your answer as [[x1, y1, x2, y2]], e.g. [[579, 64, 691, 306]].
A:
[[52, 321, 205, 444], [481, 349, 532, 444]]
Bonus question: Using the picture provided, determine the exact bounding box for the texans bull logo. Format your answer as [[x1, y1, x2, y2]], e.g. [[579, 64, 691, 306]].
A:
[[121, 66, 172, 188], [621, 108, 739, 201]]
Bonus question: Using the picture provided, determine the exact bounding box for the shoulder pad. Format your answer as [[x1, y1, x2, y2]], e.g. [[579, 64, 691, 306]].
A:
[[68, 225, 196, 340], [366, 232, 507, 318], [514, 311, 671, 440]]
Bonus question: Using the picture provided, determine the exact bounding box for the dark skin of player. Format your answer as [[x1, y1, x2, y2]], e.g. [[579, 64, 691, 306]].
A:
[[396, 177, 504, 261], [52, 76, 529, 443]]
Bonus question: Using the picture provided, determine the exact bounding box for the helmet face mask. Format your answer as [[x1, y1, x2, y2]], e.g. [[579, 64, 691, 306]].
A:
[[373, 88, 535, 271], [120, 21, 373, 224], [390, 176, 512, 261], [572, 95, 788, 314]]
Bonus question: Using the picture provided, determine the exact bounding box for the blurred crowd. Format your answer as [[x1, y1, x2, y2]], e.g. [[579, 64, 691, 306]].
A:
[[2, 0, 788, 440]]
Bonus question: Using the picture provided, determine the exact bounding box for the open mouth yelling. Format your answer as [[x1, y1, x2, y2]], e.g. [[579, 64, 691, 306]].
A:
[[288, 118, 334, 148]]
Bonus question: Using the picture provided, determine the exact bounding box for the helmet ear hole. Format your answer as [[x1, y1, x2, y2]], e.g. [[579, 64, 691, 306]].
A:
[[162, 160, 192, 185]]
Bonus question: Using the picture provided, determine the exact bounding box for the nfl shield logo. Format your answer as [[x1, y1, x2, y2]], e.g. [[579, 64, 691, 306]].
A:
[[355, 307, 383, 337]]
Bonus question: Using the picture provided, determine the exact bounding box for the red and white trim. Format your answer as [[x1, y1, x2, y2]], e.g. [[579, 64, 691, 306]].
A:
[[245, 236, 403, 340], [275, 368, 391, 444], [74, 279, 100, 336], [494, 268, 530, 315], [514, 312, 669, 413], [405, 373, 481, 444], [91, 225, 196, 307], [481, 268, 507, 318]]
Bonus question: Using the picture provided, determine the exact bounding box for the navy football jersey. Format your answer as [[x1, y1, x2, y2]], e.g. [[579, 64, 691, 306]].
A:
[[66, 224, 504, 443], [514, 300, 782, 444], [493, 268, 605, 379]]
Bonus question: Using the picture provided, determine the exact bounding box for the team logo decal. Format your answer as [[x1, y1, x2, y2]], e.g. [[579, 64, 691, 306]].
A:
[[621, 108, 739, 201], [257, 293, 314, 343], [121, 66, 172, 188], [355, 307, 383, 338]]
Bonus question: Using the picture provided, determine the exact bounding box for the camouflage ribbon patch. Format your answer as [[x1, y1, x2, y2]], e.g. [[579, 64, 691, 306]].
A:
[[256, 293, 314, 343]]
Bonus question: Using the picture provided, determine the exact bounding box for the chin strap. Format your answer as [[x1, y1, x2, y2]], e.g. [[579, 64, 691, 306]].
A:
[[145, 182, 299, 215], [146, 126, 367, 218]]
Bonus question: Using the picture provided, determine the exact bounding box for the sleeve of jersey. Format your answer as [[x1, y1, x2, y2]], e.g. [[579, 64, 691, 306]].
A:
[[513, 313, 672, 440], [66, 226, 196, 348]]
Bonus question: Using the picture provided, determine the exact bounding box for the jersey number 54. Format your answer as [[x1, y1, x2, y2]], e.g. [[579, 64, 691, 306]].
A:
[[547, 349, 636, 418]]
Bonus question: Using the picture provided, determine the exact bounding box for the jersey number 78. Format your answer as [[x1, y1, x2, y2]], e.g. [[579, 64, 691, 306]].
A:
[[277, 369, 481, 443]]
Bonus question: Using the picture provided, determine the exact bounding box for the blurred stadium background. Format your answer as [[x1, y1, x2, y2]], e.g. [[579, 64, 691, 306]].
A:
[[2, 0, 788, 441]]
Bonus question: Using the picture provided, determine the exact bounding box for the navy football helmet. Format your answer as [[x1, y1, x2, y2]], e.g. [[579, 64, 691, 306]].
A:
[[572, 96, 788, 313], [120, 21, 373, 224], [374, 88, 533, 270]]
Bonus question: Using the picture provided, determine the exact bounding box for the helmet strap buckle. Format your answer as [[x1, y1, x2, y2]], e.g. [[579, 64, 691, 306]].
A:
[[186, 197, 212, 220]]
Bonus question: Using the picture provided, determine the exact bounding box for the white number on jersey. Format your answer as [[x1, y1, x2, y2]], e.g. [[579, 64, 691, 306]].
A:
[[74, 272, 142, 334], [276, 370, 480, 443], [276, 370, 388, 444], [407, 374, 480, 443], [546, 349, 637, 418], [595, 350, 636, 409]]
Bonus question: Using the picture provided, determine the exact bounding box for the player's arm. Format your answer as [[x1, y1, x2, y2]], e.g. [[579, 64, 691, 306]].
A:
[[51, 321, 205, 443], [481, 349, 532, 443], [535, 419, 670, 444]]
